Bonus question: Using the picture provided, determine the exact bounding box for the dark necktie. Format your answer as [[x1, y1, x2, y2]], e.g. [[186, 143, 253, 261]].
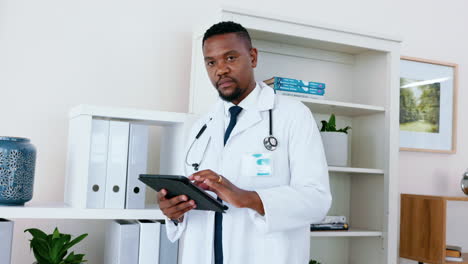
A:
[[215, 105, 242, 264], [224, 105, 243, 145]]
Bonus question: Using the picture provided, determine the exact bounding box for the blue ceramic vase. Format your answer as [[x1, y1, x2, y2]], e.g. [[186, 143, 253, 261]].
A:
[[0, 137, 36, 205]]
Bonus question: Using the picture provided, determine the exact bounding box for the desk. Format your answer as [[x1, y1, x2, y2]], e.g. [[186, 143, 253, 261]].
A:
[[400, 194, 468, 264]]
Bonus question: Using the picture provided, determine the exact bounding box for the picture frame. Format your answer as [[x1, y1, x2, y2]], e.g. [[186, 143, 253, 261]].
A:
[[399, 56, 458, 153]]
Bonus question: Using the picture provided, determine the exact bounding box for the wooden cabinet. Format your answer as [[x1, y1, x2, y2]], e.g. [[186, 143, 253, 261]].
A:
[[400, 194, 468, 264]]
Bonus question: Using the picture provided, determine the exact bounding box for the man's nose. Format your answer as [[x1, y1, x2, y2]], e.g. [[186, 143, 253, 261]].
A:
[[216, 61, 230, 77]]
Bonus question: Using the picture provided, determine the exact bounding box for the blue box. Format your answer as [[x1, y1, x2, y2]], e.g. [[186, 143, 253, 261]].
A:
[[273, 77, 326, 89], [274, 83, 325, 96]]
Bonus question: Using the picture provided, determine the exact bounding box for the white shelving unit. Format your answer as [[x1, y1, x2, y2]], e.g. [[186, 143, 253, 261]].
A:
[[189, 7, 401, 264], [0, 105, 192, 262]]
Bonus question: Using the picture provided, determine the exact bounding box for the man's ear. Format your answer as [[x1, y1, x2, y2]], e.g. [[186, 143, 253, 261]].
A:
[[250, 48, 258, 68]]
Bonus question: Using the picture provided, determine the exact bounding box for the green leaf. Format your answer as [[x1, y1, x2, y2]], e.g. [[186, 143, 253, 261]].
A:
[[52, 227, 61, 239], [47, 234, 53, 244], [31, 239, 52, 263], [63, 234, 71, 244], [58, 249, 68, 263], [50, 236, 69, 263], [329, 114, 336, 129], [31, 238, 50, 256], [62, 234, 88, 254], [25, 227, 87, 264], [25, 228, 48, 240], [33, 249, 50, 264], [337, 126, 352, 134], [320, 120, 328, 131], [64, 252, 87, 263], [63, 251, 75, 264], [69, 254, 86, 263], [320, 114, 351, 133]]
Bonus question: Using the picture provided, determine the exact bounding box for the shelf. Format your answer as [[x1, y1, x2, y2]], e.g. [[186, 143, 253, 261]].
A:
[[0, 203, 165, 220], [446, 253, 468, 264], [278, 95, 385, 117], [69, 104, 191, 125], [328, 166, 384, 175], [310, 228, 382, 237]]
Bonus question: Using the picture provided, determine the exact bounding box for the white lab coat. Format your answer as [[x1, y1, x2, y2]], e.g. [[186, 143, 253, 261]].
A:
[[165, 82, 332, 264]]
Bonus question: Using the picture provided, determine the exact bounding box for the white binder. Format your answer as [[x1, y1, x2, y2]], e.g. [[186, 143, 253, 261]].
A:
[[159, 221, 179, 264], [125, 124, 149, 209], [104, 220, 140, 264], [0, 219, 14, 264], [104, 121, 130, 209], [137, 220, 161, 264], [86, 119, 110, 208]]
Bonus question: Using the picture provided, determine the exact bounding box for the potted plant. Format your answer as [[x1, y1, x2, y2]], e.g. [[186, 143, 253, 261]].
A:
[[25, 227, 88, 264], [320, 113, 351, 166], [309, 259, 322, 264]]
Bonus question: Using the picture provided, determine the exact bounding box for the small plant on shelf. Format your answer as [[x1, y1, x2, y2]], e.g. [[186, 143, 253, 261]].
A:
[[24, 227, 88, 264], [320, 113, 351, 134], [309, 259, 322, 264], [319, 113, 352, 167]]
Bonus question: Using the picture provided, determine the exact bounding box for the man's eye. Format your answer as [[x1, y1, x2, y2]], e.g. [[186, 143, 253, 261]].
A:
[[206, 61, 215, 66], [227, 56, 236, 62]]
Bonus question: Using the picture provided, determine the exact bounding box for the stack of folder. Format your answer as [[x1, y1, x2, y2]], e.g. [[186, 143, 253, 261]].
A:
[[264, 76, 326, 99], [446, 245, 463, 262], [104, 220, 178, 264], [87, 121, 149, 209], [311, 215, 348, 231]]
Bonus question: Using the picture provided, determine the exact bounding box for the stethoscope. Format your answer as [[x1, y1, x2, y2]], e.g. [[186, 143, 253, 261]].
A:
[[185, 109, 278, 172]]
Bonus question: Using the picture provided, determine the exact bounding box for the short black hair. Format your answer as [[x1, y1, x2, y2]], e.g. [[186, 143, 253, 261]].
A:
[[202, 21, 252, 48]]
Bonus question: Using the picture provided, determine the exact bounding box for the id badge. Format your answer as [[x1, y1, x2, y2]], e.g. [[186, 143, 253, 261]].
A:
[[241, 153, 273, 177]]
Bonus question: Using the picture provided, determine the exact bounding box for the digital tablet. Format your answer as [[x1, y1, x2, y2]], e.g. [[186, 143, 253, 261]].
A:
[[138, 174, 228, 213]]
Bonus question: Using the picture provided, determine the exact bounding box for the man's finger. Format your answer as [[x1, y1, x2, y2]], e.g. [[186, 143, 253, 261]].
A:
[[205, 179, 227, 192], [158, 189, 167, 201], [160, 194, 186, 210], [174, 200, 195, 212], [173, 203, 197, 219], [166, 200, 196, 216], [167, 195, 188, 207], [191, 169, 216, 179], [197, 182, 210, 190], [192, 171, 220, 182]]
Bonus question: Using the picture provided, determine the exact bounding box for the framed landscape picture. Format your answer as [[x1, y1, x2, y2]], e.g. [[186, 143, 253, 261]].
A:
[[400, 56, 458, 153]]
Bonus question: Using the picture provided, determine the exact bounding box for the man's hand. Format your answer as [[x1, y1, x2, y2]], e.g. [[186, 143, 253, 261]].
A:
[[188, 169, 265, 215], [158, 189, 197, 222]]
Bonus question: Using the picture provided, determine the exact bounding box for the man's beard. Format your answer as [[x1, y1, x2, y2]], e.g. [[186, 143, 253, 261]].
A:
[[215, 77, 243, 102], [217, 85, 243, 102]]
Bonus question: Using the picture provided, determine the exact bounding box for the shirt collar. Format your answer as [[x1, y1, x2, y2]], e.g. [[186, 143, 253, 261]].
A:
[[223, 82, 260, 117]]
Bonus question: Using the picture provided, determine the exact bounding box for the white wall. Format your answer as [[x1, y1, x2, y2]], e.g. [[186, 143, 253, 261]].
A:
[[1, 0, 467, 263]]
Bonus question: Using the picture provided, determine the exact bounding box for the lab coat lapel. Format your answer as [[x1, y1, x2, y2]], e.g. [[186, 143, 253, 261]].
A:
[[228, 108, 261, 142], [209, 101, 225, 157], [228, 83, 276, 142]]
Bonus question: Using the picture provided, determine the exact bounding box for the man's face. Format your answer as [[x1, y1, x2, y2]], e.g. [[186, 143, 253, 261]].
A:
[[202, 33, 257, 104]]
